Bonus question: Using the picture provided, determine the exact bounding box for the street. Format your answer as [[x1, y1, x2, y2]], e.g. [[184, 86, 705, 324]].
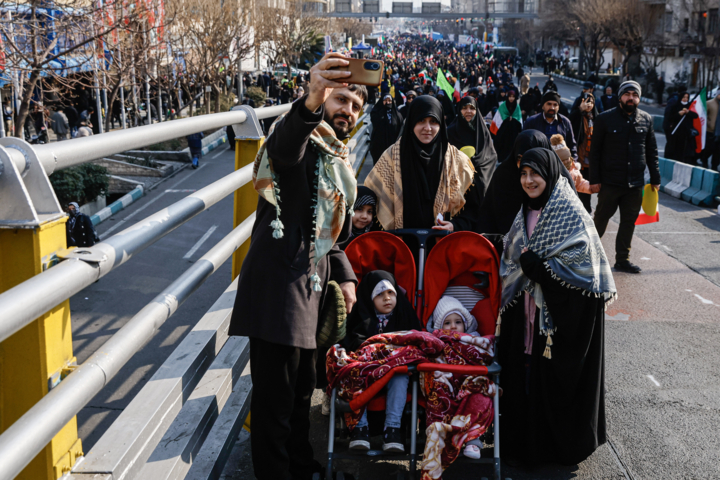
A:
[[69, 128, 720, 479]]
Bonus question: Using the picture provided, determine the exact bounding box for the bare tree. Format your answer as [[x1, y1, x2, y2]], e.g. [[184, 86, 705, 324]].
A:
[[602, 0, 658, 77], [538, 0, 612, 76], [0, 0, 152, 137], [256, 1, 330, 74], [171, 0, 253, 115]]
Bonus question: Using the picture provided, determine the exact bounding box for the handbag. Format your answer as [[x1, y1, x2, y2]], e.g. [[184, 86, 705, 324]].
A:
[[316, 281, 348, 349]]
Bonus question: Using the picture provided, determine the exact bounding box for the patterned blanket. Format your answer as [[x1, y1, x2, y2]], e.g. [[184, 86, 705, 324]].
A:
[[325, 330, 496, 479], [326, 330, 445, 429], [420, 330, 496, 480]]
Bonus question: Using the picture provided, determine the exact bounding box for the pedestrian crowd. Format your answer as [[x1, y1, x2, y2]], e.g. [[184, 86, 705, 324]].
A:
[[225, 32, 682, 480]]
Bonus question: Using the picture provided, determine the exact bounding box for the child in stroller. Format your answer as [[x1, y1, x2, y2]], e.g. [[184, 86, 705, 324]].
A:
[[324, 230, 502, 480], [343, 270, 423, 453], [430, 295, 485, 459]]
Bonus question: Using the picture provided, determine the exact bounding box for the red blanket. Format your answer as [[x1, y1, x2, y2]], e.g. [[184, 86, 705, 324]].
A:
[[326, 330, 446, 429], [420, 330, 496, 480], [326, 330, 496, 479]]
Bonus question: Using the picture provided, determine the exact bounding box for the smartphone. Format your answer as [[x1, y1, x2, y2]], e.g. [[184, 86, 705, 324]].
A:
[[330, 58, 384, 86]]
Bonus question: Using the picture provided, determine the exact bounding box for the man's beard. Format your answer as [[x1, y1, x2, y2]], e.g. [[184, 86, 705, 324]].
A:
[[325, 111, 354, 139], [620, 101, 637, 114], [544, 109, 556, 119]]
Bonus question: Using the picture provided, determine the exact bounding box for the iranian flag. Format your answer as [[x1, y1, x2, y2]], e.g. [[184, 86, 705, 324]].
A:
[[690, 87, 707, 154], [490, 100, 523, 135]]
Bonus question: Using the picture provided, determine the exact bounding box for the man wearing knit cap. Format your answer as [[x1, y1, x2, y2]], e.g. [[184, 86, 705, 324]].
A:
[[590, 80, 660, 274], [522, 90, 578, 160]]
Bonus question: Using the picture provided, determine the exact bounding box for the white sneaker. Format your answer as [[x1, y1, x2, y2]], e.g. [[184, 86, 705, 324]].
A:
[[321, 393, 331, 416], [463, 443, 481, 459]]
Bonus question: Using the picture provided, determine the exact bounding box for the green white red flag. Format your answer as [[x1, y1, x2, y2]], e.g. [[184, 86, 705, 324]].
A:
[[689, 87, 707, 154]]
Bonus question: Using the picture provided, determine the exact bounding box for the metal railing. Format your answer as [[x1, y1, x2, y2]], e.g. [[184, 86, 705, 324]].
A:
[[0, 102, 291, 480]]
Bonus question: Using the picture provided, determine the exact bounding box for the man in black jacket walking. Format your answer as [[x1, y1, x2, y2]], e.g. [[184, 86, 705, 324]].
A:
[[590, 81, 660, 274], [229, 52, 363, 480], [66, 202, 98, 247]]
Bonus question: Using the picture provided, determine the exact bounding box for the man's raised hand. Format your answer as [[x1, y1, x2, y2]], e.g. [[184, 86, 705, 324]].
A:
[[305, 53, 352, 113]]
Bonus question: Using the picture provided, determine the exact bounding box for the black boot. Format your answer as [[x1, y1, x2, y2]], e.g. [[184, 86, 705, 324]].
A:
[[614, 260, 642, 274]]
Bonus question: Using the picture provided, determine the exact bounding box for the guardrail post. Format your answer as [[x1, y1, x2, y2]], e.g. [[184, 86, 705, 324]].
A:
[[0, 218, 83, 480], [231, 105, 265, 279]]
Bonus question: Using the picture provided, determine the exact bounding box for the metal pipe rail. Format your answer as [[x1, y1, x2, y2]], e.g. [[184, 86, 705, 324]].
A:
[[0, 103, 291, 344], [0, 162, 252, 345], [32, 104, 289, 175], [0, 212, 256, 480]]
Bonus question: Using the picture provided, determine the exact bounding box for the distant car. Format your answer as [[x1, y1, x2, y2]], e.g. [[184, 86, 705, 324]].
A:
[[272, 64, 309, 79], [569, 57, 579, 71]]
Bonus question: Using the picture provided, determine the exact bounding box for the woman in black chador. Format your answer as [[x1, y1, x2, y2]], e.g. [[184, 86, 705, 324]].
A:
[[447, 96, 498, 206], [498, 147, 617, 466]]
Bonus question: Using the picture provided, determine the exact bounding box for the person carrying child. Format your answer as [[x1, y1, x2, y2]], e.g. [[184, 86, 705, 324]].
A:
[[343, 271, 423, 453], [550, 134, 599, 213]]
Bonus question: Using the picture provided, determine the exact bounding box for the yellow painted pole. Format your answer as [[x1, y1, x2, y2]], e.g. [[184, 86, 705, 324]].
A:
[[232, 137, 264, 280], [0, 218, 83, 480]]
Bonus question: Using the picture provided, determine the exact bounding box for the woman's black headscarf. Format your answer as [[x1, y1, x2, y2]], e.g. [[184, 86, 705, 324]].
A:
[[477, 130, 576, 235], [519, 147, 564, 210], [399, 95, 449, 228], [343, 270, 422, 351], [447, 96, 498, 203]]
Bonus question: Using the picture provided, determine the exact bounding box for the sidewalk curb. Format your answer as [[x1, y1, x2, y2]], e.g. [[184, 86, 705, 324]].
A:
[[91, 186, 144, 226]]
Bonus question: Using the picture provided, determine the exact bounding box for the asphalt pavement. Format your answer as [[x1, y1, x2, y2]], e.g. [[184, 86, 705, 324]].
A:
[[67, 114, 720, 479]]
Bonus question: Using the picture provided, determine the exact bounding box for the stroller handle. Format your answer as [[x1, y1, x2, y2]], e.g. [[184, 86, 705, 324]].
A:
[[387, 228, 450, 248], [414, 361, 501, 376]]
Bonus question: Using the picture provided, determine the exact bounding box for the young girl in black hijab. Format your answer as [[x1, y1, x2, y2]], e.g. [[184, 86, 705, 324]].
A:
[[365, 96, 479, 232], [447, 96, 498, 205], [498, 147, 616, 466]]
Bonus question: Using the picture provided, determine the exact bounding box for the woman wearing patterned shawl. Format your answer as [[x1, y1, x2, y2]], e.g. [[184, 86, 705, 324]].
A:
[[364, 96, 479, 232], [497, 148, 617, 466]]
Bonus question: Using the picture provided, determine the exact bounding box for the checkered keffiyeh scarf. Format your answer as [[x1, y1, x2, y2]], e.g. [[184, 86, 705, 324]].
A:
[[500, 177, 616, 354], [253, 115, 357, 291]]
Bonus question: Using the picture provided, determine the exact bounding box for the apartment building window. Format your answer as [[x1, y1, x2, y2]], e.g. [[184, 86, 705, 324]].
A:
[[683, 17, 689, 32], [665, 12, 673, 32], [710, 9, 719, 33]]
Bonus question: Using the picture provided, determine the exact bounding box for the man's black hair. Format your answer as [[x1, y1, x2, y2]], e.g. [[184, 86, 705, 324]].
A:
[[347, 84, 368, 105]]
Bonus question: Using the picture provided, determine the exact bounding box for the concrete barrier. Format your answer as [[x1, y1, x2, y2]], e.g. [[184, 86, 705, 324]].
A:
[[681, 167, 705, 203], [90, 185, 144, 226], [665, 162, 694, 198], [657, 156, 720, 208], [693, 169, 720, 206]]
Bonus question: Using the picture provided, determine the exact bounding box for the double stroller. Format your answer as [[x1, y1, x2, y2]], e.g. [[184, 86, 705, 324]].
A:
[[322, 229, 502, 480]]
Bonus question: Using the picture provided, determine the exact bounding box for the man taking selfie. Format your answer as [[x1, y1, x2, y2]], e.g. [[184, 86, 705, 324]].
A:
[[229, 52, 365, 480]]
